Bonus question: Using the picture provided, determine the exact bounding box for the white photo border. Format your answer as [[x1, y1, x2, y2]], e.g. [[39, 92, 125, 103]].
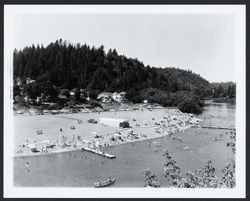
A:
[[4, 5, 246, 198]]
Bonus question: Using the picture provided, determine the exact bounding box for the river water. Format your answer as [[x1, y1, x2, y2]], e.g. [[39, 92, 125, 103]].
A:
[[14, 103, 235, 187]]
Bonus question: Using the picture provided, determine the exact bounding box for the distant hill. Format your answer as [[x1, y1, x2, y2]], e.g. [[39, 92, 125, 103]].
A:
[[13, 39, 211, 95], [211, 82, 235, 91], [13, 39, 215, 114]]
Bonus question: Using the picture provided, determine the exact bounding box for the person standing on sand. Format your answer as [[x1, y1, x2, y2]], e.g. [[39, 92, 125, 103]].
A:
[[104, 142, 107, 152], [72, 134, 75, 144], [26, 139, 29, 146]]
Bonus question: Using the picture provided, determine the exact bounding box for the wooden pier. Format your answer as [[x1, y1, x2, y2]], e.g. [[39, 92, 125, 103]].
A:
[[192, 126, 232, 130], [82, 147, 116, 159]]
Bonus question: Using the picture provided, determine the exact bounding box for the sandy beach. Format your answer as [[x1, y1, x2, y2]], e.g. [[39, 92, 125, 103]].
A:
[[14, 106, 200, 157]]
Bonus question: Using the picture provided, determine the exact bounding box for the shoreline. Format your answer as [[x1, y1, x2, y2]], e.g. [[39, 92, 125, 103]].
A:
[[14, 124, 193, 159], [13, 103, 236, 187], [13, 102, 173, 117]]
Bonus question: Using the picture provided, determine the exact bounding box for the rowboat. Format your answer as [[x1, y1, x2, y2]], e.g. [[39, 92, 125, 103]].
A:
[[94, 178, 116, 188]]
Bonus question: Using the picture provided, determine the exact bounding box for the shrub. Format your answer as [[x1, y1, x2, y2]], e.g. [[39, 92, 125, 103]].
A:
[[178, 97, 202, 114], [143, 169, 161, 187]]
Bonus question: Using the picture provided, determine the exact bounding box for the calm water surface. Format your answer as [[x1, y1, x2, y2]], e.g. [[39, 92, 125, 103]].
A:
[[14, 103, 235, 187]]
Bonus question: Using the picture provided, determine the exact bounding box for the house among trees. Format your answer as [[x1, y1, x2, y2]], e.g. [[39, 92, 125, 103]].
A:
[[36, 95, 44, 104], [97, 92, 113, 103], [97, 91, 127, 103], [112, 92, 127, 102], [119, 92, 127, 102], [112, 92, 121, 102], [24, 96, 33, 103], [26, 77, 36, 84], [69, 90, 75, 96]]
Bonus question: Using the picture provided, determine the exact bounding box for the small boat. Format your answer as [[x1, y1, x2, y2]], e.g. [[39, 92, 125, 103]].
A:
[[88, 119, 98, 124], [31, 147, 40, 153], [94, 178, 116, 188]]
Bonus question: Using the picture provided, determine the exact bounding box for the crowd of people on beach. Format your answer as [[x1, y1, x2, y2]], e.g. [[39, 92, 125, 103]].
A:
[[15, 106, 202, 156]]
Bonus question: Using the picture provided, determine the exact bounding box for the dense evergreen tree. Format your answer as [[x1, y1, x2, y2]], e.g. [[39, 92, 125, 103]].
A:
[[13, 39, 236, 113], [212, 82, 236, 99], [14, 40, 211, 96]]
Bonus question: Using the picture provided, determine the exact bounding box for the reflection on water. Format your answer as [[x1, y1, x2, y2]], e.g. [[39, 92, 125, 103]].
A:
[[14, 103, 235, 187], [200, 103, 235, 128]]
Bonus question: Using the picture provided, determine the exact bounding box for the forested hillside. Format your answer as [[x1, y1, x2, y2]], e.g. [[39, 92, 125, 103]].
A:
[[210, 82, 236, 104], [13, 39, 215, 114]]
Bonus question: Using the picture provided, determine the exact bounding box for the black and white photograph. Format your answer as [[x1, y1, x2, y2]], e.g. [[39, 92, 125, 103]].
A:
[[3, 5, 246, 198]]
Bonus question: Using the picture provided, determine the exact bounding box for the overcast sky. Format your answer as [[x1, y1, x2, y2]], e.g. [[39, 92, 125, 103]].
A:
[[14, 13, 236, 82]]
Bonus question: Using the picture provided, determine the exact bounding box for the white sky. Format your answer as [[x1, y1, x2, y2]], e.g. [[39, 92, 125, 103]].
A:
[[14, 13, 236, 82]]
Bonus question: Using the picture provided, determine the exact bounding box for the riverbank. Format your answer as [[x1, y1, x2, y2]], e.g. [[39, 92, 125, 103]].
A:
[[14, 126, 234, 187], [205, 98, 236, 105], [14, 125, 193, 158], [14, 102, 235, 187], [14, 107, 201, 158], [13, 102, 165, 116]]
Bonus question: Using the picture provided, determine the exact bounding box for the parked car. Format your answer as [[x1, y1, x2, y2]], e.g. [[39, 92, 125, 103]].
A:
[[88, 119, 98, 124]]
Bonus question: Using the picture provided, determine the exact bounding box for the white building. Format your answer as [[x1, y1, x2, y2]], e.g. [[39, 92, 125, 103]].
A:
[[112, 92, 121, 102], [98, 91, 127, 103], [97, 92, 113, 103], [119, 91, 126, 98], [112, 92, 127, 102], [100, 118, 130, 128]]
